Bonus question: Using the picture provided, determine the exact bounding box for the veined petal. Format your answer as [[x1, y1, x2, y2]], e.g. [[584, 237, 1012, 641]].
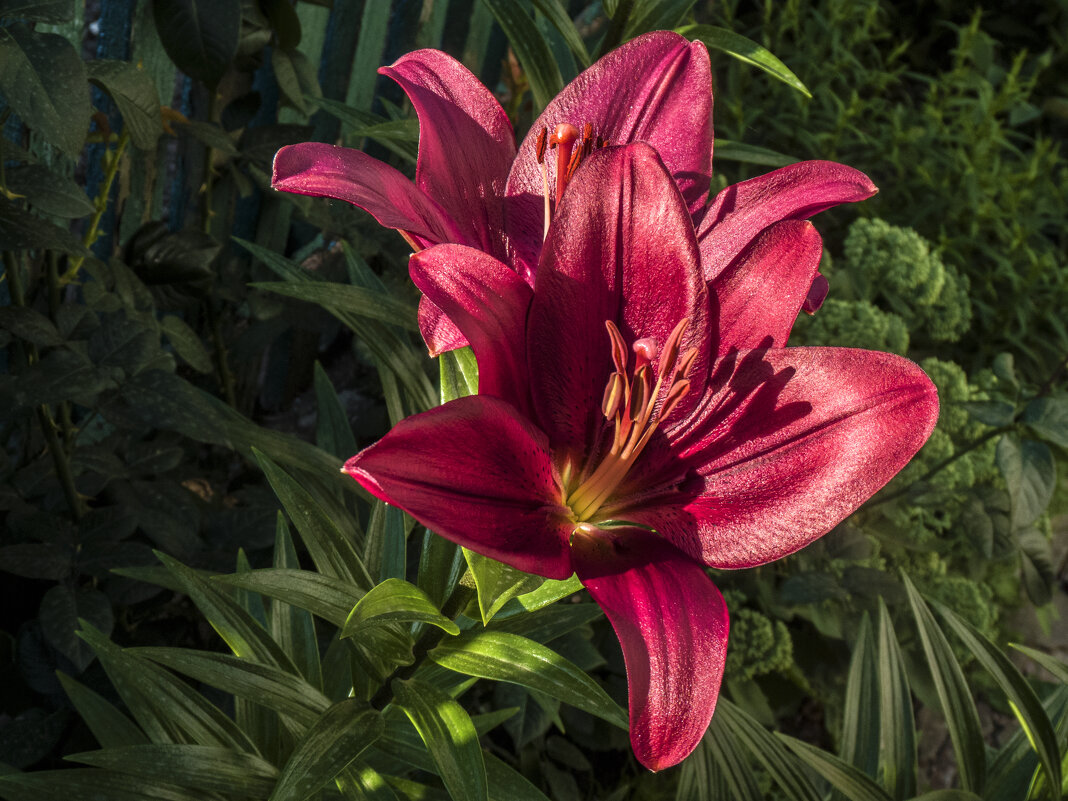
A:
[[507, 32, 713, 273], [418, 296, 468, 357], [710, 219, 823, 353], [272, 143, 464, 248], [528, 144, 710, 457], [572, 527, 728, 771], [629, 347, 937, 568], [410, 244, 533, 413], [382, 50, 515, 261], [344, 396, 572, 579], [696, 160, 877, 282]]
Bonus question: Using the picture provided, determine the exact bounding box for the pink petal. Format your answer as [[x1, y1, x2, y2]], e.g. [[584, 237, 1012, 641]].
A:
[[507, 32, 713, 274], [710, 220, 823, 353], [572, 527, 728, 771], [344, 396, 572, 579], [382, 50, 516, 261], [628, 347, 938, 568], [527, 144, 710, 458], [410, 244, 533, 413], [272, 143, 464, 249], [418, 296, 468, 357], [696, 160, 877, 282]]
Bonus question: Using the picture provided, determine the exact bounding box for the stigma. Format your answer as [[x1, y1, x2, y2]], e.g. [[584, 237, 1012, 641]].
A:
[[565, 317, 697, 522]]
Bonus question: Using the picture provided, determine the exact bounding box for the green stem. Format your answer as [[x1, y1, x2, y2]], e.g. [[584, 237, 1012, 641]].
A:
[[46, 252, 76, 452], [60, 130, 130, 285], [869, 424, 1012, 508], [202, 91, 219, 235], [36, 405, 85, 521], [368, 582, 476, 710], [205, 298, 238, 409]]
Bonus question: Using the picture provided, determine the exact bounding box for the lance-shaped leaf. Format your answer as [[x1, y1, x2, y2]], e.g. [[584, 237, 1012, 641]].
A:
[[56, 673, 147, 750], [902, 573, 985, 793], [932, 602, 1061, 794], [876, 599, 916, 800], [464, 549, 544, 625], [678, 23, 811, 97], [65, 745, 278, 798], [342, 578, 460, 638], [428, 630, 627, 729], [270, 700, 383, 801], [214, 567, 363, 627], [778, 735, 894, 801], [479, 0, 563, 109], [0, 769, 205, 801], [391, 678, 488, 801], [840, 613, 880, 780]]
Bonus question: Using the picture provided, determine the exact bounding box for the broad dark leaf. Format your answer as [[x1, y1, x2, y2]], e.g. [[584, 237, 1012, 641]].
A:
[[87, 59, 164, 150], [995, 434, 1055, 529], [151, 0, 241, 87], [0, 196, 90, 256], [4, 164, 94, 218]]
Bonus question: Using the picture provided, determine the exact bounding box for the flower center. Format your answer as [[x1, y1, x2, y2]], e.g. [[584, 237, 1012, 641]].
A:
[[564, 317, 697, 522], [535, 122, 609, 238]]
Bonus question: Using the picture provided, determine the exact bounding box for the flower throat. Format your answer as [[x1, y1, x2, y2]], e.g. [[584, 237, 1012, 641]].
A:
[[564, 317, 697, 522]]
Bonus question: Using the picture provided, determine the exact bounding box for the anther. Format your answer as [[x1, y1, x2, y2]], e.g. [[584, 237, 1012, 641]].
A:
[[602, 372, 625, 419], [658, 318, 689, 382], [535, 127, 548, 165], [677, 347, 699, 380], [605, 320, 628, 375]]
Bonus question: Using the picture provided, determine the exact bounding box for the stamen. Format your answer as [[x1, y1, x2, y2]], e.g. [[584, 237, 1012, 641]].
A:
[[536, 127, 551, 240], [677, 347, 698, 380], [397, 230, 421, 252], [535, 128, 548, 164], [602, 372, 625, 419], [605, 320, 628, 375], [658, 319, 689, 382]]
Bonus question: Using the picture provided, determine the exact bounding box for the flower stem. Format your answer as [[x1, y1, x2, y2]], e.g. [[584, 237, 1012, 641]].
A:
[[61, 130, 130, 285]]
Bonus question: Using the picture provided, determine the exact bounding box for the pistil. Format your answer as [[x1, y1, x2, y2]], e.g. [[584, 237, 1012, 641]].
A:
[[535, 122, 610, 239], [566, 318, 697, 521]]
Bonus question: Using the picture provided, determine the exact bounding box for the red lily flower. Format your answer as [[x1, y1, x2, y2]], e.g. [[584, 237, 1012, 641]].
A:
[[344, 144, 938, 770], [271, 32, 876, 355]]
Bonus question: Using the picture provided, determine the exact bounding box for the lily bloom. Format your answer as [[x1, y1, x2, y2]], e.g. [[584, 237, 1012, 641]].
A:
[[271, 32, 876, 354], [344, 144, 938, 770]]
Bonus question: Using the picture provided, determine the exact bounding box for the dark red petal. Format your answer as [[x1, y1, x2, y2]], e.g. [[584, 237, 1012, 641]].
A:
[[527, 144, 710, 458], [417, 296, 468, 357], [382, 50, 515, 261], [572, 527, 728, 771], [696, 160, 877, 282], [272, 143, 464, 249], [629, 347, 938, 568], [507, 32, 713, 275], [410, 244, 532, 413], [710, 220, 824, 353], [802, 273, 829, 315], [345, 396, 572, 579]]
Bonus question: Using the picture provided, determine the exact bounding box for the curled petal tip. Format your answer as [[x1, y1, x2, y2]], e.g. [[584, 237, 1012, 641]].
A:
[[802, 273, 830, 314]]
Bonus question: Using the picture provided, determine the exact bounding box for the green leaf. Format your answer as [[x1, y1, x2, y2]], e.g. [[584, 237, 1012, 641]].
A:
[[712, 138, 799, 167], [429, 630, 627, 729], [876, 599, 916, 800], [0, 769, 206, 801], [716, 699, 821, 801], [273, 47, 309, 115], [86, 59, 164, 150], [55, 673, 147, 749], [907, 793, 984, 800], [0, 196, 90, 256], [840, 613, 880, 781], [313, 362, 358, 460], [531, 0, 591, 66], [253, 282, 419, 332], [958, 400, 1016, 427], [39, 585, 113, 672], [417, 531, 463, 610], [626, 0, 698, 37], [365, 500, 407, 583], [159, 315, 212, 373], [270, 700, 383, 801], [678, 24, 812, 98], [439, 347, 479, 403], [902, 573, 985, 793], [342, 578, 459, 638], [156, 552, 300, 671], [488, 602, 602, 644], [391, 678, 488, 801], [778, 735, 893, 801], [77, 623, 259, 752], [496, 575, 582, 617], [270, 519, 323, 689], [151, 0, 240, 88], [931, 601, 1061, 796], [464, 550, 544, 625], [0, 306, 63, 347], [0, 23, 89, 156], [254, 450, 372, 589], [995, 434, 1055, 529], [1011, 644, 1068, 684], [133, 646, 330, 729], [678, 715, 762, 801], [1022, 396, 1068, 448], [214, 568, 363, 627], [4, 165, 94, 218], [65, 745, 278, 797], [478, 0, 563, 109], [0, 1, 74, 23]]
